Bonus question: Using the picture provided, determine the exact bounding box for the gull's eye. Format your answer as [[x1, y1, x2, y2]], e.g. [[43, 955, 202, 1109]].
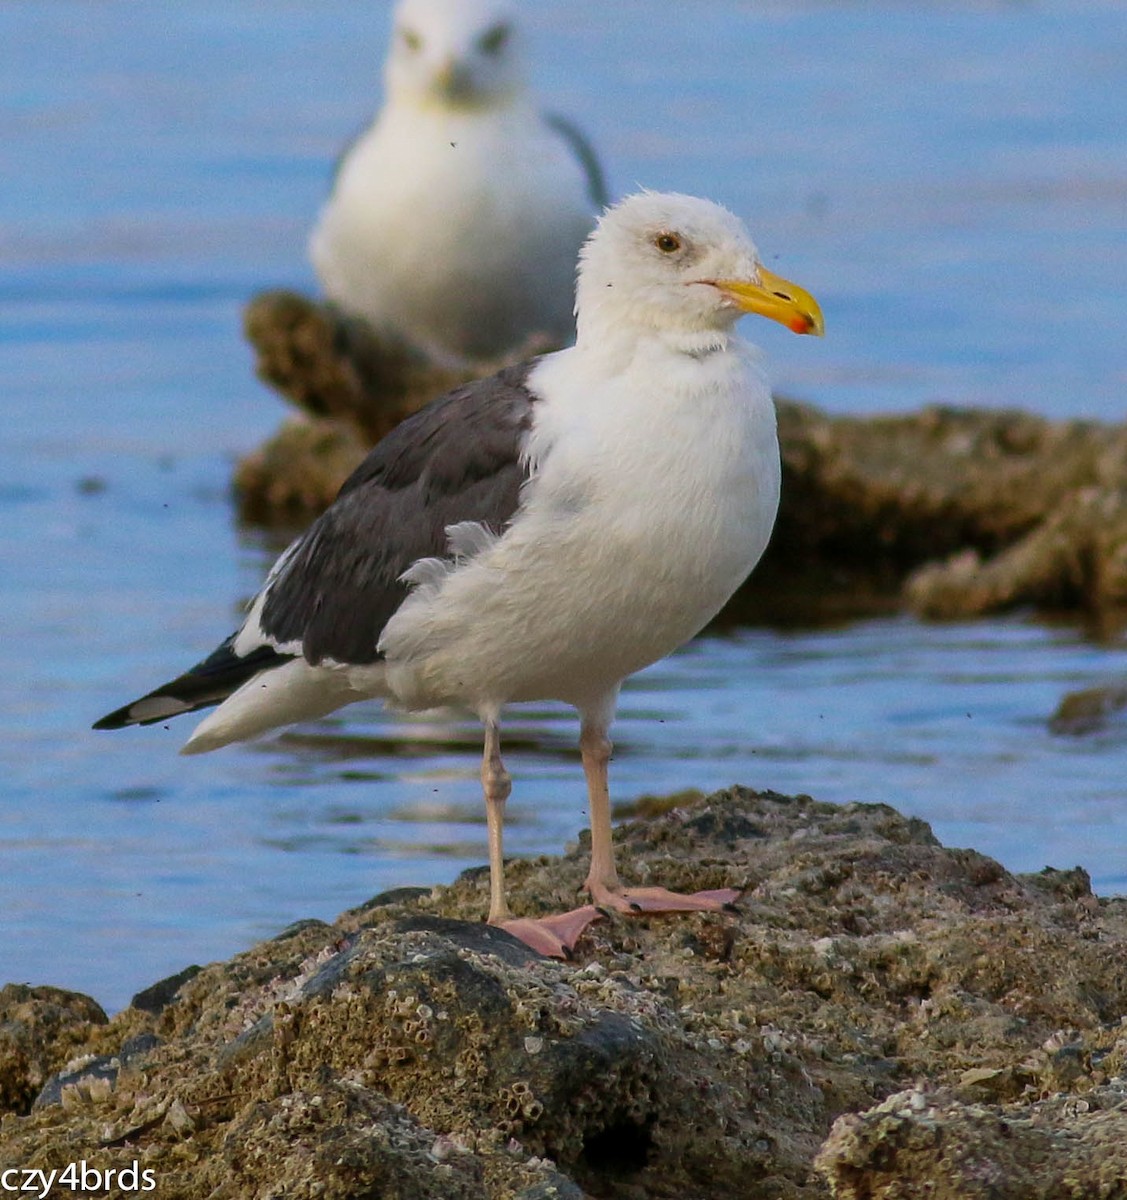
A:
[[400, 27, 423, 52], [654, 232, 682, 254], [479, 22, 511, 55]]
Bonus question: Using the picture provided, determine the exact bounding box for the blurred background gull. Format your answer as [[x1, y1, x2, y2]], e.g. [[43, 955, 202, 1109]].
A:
[[309, 0, 607, 367]]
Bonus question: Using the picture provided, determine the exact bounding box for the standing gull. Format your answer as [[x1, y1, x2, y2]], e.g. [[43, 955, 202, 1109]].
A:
[[96, 193, 823, 957], [309, 0, 606, 366]]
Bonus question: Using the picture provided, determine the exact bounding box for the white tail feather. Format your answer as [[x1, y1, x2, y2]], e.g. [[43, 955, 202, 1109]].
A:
[[181, 659, 382, 755]]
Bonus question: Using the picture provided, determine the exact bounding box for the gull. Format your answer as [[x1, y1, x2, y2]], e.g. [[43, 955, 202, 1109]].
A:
[[309, 0, 607, 366], [96, 192, 824, 956]]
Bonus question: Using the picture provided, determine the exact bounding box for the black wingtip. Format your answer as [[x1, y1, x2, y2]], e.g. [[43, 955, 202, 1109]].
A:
[[92, 642, 297, 734], [92, 709, 130, 732]]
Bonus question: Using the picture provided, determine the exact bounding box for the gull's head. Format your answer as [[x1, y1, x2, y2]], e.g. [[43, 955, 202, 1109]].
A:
[[575, 192, 824, 346], [387, 0, 525, 109]]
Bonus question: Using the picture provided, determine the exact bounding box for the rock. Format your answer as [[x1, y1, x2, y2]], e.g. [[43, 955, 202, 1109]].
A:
[[815, 1083, 1127, 1199], [1049, 680, 1127, 736], [0, 984, 108, 1116], [131, 965, 203, 1016], [904, 485, 1127, 634], [766, 402, 1127, 632], [33, 1033, 162, 1111], [3, 787, 1126, 1197], [243, 291, 470, 441]]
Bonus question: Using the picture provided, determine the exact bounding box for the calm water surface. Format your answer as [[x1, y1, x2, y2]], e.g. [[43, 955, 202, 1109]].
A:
[[2, 0, 1125, 1011]]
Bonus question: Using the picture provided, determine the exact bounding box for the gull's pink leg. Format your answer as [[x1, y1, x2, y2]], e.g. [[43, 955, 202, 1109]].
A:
[[580, 717, 741, 915], [481, 717, 514, 926], [481, 717, 602, 958], [580, 720, 622, 899]]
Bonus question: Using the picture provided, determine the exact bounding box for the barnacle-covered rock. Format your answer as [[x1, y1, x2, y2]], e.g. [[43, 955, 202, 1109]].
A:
[[4, 788, 1126, 1198]]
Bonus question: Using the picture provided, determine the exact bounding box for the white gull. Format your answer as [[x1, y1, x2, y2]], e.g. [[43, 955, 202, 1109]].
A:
[[97, 192, 824, 956]]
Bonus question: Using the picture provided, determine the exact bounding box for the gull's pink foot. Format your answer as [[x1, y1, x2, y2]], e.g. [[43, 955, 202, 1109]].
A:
[[588, 884, 742, 915], [499, 905, 604, 958]]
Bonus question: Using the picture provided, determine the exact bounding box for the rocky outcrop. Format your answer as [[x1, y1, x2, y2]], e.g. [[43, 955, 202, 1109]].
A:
[[4, 788, 1125, 1198]]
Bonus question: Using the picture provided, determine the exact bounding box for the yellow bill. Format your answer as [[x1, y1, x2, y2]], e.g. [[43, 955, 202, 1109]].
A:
[[715, 267, 825, 336]]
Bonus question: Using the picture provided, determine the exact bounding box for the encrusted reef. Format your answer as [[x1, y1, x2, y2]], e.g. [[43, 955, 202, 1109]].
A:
[[4, 787, 1126, 1198], [238, 292, 1127, 633]]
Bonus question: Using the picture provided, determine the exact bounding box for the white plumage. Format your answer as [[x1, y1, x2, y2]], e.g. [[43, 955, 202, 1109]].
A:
[[98, 192, 823, 956], [309, 0, 605, 366], [378, 342, 778, 715]]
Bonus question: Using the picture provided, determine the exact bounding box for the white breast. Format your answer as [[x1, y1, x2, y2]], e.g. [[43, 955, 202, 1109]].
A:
[[377, 340, 780, 713]]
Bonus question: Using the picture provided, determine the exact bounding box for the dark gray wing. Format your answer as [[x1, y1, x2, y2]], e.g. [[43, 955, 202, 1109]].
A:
[[258, 360, 541, 666], [542, 111, 610, 210], [93, 361, 541, 732]]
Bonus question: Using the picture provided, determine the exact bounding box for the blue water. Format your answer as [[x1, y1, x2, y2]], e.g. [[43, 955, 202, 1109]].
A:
[[2, 0, 1125, 1011]]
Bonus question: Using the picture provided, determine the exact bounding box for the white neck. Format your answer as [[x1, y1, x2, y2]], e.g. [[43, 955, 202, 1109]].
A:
[[575, 312, 736, 376]]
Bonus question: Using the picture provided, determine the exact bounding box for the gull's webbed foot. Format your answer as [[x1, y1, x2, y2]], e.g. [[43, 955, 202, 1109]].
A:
[[497, 905, 604, 958], [587, 883, 742, 916]]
